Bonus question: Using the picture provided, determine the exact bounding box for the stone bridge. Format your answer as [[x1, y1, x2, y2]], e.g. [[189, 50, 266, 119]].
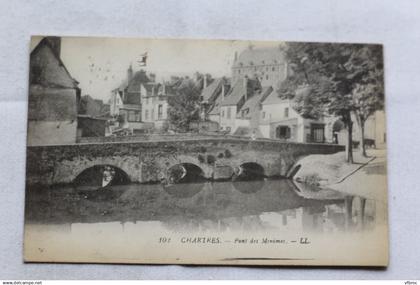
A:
[[26, 138, 344, 186]]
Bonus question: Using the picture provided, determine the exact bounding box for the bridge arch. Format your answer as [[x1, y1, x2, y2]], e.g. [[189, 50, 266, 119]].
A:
[[167, 162, 206, 183], [233, 162, 266, 181], [74, 164, 130, 187]]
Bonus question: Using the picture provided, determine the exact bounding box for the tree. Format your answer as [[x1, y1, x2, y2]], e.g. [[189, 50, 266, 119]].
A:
[[280, 43, 384, 162], [167, 78, 201, 132], [348, 46, 384, 156]]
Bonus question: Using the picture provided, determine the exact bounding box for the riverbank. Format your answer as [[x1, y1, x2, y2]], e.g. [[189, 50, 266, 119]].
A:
[[293, 149, 387, 201], [329, 149, 387, 201]]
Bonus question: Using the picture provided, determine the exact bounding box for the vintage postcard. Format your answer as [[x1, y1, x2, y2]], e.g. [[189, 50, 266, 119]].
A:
[[24, 36, 388, 266]]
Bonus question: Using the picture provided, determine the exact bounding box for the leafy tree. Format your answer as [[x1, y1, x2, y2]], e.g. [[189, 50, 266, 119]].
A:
[[167, 78, 201, 132], [279, 42, 384, 162]]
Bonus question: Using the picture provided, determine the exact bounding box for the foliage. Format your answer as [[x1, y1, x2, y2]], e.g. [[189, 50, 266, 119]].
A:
[[206, 154, 216, 165], [197, 154, 205, 163], [279, 42, 384, 161], [224, 149, 232, 158], [167, 78, 201, 132]]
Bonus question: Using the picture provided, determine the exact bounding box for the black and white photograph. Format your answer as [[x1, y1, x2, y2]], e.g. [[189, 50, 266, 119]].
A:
[[24, 36, 388, 266]]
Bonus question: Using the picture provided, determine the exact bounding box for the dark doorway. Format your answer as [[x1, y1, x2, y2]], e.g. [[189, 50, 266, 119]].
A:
[[310, 123, 325, 143], [276, 125, 291, 139]]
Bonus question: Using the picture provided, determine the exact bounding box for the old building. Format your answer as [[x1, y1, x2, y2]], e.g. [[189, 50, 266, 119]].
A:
[[76, 115, 108, 138], [199, 77, 230, 126], [259, 87, 325, 143], [28, 37, 81, 146], [325, 110, 386, 148], [219, 77, 261, 133], [110, 67, 153, 133], [231, 45, 288, 88], [141, 81, 171, 130], [233, 86, 273, 138], [79, 95, 109, 117]]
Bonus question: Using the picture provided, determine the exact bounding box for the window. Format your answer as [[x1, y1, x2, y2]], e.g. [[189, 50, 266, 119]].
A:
[[222, 110, 225, 117], [238, 69, 241, 74], [276, 126, 291, 139], [266, 75, 269, 80], [158, 104, 163, 119], [145, 110, 149, 120], [128, 110, 141, 122], [227, 107, 231, 119], [272, 67, 275, 71], [242, 108, 249, 118], [262, 111, 266, 119], [284, 107, 289, 118]]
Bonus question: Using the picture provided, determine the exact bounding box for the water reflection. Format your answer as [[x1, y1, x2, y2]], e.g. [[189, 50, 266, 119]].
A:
[[163, 182, 205, 198], [25, 179, 380, 234]]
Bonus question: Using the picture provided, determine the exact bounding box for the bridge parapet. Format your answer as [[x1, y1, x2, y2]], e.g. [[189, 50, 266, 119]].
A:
[[26, 139, 345, 186]]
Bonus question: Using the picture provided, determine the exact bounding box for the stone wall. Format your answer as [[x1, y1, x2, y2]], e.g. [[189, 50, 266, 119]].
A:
[[26, 139, 344, 186]]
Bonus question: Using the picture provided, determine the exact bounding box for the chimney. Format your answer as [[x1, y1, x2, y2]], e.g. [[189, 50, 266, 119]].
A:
[[221, 81, 225, 101], [127, 64, 133, 82], [45, 37, 61, 57], [234, 51, 238, 61], [243, 76, 248, 101]]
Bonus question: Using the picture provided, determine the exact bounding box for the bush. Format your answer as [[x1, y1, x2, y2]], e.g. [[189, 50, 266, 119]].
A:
[[197, 154, 205, 163], [206, 155, 216, 165], [217, 152, 224, 158], [302, 173, 322, 187], [224, 149, 232, 158]]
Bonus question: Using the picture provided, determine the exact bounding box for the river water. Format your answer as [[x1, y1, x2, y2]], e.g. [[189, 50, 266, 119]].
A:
[[25, 179, 379, 233], [24, 179, 387, 264]]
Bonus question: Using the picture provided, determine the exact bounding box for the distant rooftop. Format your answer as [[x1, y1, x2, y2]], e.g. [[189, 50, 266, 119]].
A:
[[233, 46, 286, 68]]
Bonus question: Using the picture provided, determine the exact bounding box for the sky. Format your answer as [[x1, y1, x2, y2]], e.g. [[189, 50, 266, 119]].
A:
[[31, 36, 283, 102]]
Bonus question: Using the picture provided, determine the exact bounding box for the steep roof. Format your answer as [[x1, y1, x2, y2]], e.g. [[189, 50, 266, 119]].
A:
[[126, 70, 150, 93], [233, 47, 286, 68], [220, 78, 246, 106], [220, 78, 261, 107], [237, 86, 272, 119], [201, 78, 223, 102], [142, 82, 159, 96], [30, 37, 79, 89], [261, 89, 289, 105], [207, 84, 230, 116]]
